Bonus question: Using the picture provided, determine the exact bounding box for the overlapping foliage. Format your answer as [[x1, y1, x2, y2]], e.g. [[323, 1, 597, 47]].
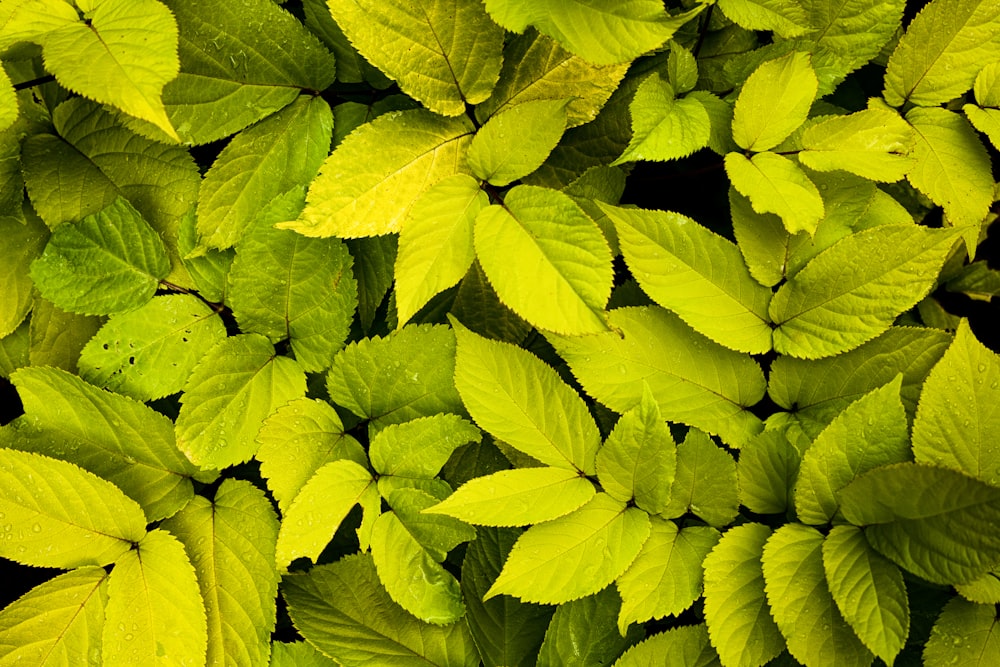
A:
[[1, 0, 999, 665]]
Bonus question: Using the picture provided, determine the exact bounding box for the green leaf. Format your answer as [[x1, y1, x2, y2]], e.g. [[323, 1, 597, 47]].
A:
[[370, 414, 481, 479], [717, 0, 809, 37], [485, 493, 651, 604], [614, 624, 720, 667], [282, 553, 480, 666], [770, 225, 965, 359], [964, 103, 1000, 151], [271, 641, 337, 667], [761, 524, 874, 667], [197, 95, 333, 250], [0, 566, 108, 667], [327, 0, 503, 116], [799, 108, 915, 182], [0, 449, 146, 568], [702, 523, 785, 667], [602, 202, 773, 354], [906, 107, 994, 227], [395, 175, 489, 325], [453, 319, 601, 474], [256, 398, 367, 513], [327, 324, 464, 430], [347, 236, 397, 334], [839, 463, 1000, 584], [161, 480, 279, 667], [732, 52, 817, 152], [724, 151, 824, 236], [0, 210, 47, 337], [616, 517, 719, 633], [613, 75, 711, 164], [0, 65, 16, 134], [102, 529, 207, 667], [924, 597, 1000, 665], [536, 587, 642, 667], [176, 333, 307, 470], [483, 0, 702, 65], [77, 294, 226, 402], [474, 185, 613, 335], [475, 31, 629, 128], [0, 321, 29, 379], [383, 488, 477, 565], [739, 430, 801, 515], [370, 510, 465, 625], [596, 387, 676, 513], [661, 429, 739, 528], [912, 320, 1000, 485], [548, 306, 766, 447], [425, 467, 596, 526], [228, 191, 358, 373], [10, 366, 198, 522], [883, 0, 1000, 107], [275, 459, 376, 571], [794, 378, 910, 525], [823, 525, 909, 665], [461, 527, 555, 667], [280, 110, 474, 238], [469, 99, 569, 186], [30, 198, 170, 316], [955, 572, 1000, 604]]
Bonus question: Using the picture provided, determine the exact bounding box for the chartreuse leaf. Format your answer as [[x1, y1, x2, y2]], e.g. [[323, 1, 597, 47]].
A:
[[732, 52, 817, 152], [717, 0, 809, 37], [661, 430, 739, 528], [228, 191, 358, 373], [725, 152, 824, 236], [613, 74, 711, 164], [347, 235, 397, 334], [395, 175, 488, 325], [382, 488, 476, 563], [281, 110, 474, 238], [327, 325, 464, 431], [602, 203, 772, 354], [770, 225, 965, 359], [0, 566, 108, 667], [161, 480, 278, 667], [596, 387, 676, 513], [77, 294, 226, 402], [453, 320, 601, 473], [327, 0, 503, 116], [0, 209, 47, 337], [702, 523, 785, 667], [738, 430, 801, 515], [425, 467, 596, 526], [197, 95, 333, 250], [823, 525, 909, 665], [0, 324, 29, 379], [912, 321, 1000, 485], [10, 366, 198, 521], [548, 307, 766, 447], [955, 571, 1000, 604], [613, 624, 720, 667], [176, 333, 307, 470], [283, 554, 479, 666], [924, 597, 1000, 664], [536, 587, 641, 667], [275, 460, 376, 571], [485, 493, 651, 604], [883, 0, 1000, 108], [616, 517, 719, 633], [468, 99, 569, 186], [799, 108, 914, 182], [474, 185, 613, 335], [0, 64, 16, 134], [965, 62, 1000, 148], [839, 463, 1000, 584], [461, 527, 555, 667], [271, 641, 337, 667], [906, 107, 994, 228], [102, 529, 206, 667], [761, 524, 873, 667], [795, 378, 910, 525], [483, 0, 701, 65], [27, 295, 103, 375], [369, 414, 481, 479], [256, 398, 367, 513], [475, 31, 629, 127], [30, 198, 169, 316]]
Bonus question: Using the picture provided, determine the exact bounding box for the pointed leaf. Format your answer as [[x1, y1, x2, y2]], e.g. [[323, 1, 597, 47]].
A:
[[717, 0, 810, 37], [613, 75, 711, 164], [0, 210, 47, 337], [548, 306, 766, 447], [536, 587, 641, 667], [725, 151, 824, 236], [474, 186, 613, 335], [102, 529, 207, 667], [924, 597, 1000, 665], [453, 320, 601, 474], [661, 429, 739, 528], [799, 108, 915, 182], [468, 99, 569, 186], [739, 430, 801, 515], [955, 572, 1000, 604], [370, 414, 481, 479], [732, 52, 817, 152], [602, 202, 772, 354], [381, 488, 476, 563], [176, 333, 307, 470], [485, 493, 651, 604], [613, 624, 721, 667], [770, 225, 965, 359], [270, 641, 337, 667], [280, 110, 474, 238], [26, 297, 102, 375]]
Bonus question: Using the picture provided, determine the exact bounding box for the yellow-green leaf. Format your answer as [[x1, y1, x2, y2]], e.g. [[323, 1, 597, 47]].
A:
[[732, 52, 817, 152], [725, 151, 824, 236]]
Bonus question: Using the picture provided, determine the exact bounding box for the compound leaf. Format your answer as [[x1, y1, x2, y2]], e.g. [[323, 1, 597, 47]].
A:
[[799, 108, 915, 182], [732, 52, 817, 152], [614, 74, 710, 164], [468, 99, 569, 186]]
